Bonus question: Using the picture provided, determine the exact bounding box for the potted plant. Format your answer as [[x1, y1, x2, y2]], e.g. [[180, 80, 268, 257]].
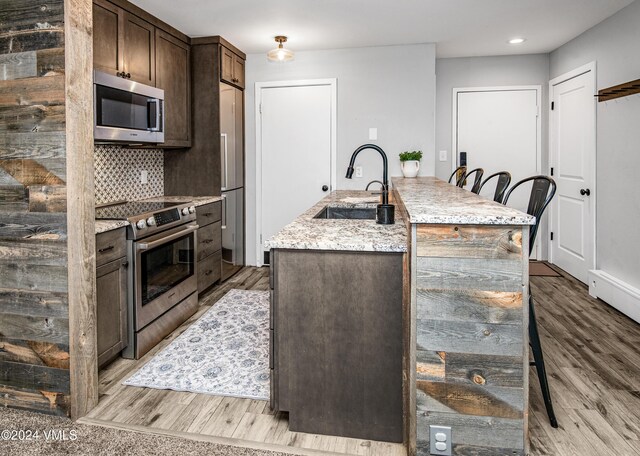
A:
[[399, 150, 423, 178]]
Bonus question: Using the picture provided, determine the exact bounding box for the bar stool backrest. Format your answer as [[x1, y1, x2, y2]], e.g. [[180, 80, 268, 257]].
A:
[[503, 175, 556, 256], [447, 166, 467, 186], [478, 171, 511, 203]]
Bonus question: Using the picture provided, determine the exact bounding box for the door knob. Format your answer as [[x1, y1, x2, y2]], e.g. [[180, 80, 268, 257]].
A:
[[322, 185, 329, 192], [580, 188, 591, 196]]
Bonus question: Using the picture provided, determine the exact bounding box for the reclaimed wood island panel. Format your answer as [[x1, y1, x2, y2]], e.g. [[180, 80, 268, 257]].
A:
[[392, 177, 534, 456]]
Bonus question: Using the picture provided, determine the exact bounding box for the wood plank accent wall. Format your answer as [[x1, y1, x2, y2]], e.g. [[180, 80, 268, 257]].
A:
[[413, 223, 529, 456], [64, 0, 97, 420], [0, 0, 70, 416]]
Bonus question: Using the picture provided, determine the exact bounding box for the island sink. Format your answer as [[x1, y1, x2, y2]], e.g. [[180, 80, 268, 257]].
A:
[[313, 205, 377, 220]]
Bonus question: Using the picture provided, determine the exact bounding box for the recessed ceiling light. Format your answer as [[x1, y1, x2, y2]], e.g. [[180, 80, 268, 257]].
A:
[[508, 38, 526, 45]]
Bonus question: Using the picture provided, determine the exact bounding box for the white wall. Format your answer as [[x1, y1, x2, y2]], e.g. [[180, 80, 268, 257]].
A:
[[245, 44, 436, 265], [435, 54, 551, 258], [550, 0, 640, 291], [435, 54, 550, 180]]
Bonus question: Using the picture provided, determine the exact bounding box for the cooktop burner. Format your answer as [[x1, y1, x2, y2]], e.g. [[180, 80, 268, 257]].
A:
[[95, 200, 190, 220]]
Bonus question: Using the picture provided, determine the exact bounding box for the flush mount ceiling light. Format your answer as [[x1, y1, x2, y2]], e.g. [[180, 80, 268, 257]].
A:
[[508, 37, 526, 45], [267, 35, 294, 62]]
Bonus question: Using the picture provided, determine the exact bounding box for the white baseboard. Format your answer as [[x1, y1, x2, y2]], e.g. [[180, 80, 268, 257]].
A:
[[588, 270, 640, 324]]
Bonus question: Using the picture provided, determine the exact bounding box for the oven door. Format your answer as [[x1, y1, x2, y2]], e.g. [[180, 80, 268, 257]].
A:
[[134, 223, 198, 330]]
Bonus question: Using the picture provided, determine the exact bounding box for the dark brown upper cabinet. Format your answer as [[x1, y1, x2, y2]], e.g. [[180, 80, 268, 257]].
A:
[[92, 0, 155, 85], [155, 29, 191, 147], [221, 46, 245, 89], [122, 12, 155, 85], [93, 0, 124, 76]]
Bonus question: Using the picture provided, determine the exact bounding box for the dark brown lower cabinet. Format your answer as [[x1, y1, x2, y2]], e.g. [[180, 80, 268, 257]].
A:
[[96, 255, 128, 369], [270, 249, 404, 443], [196, 201, 222, 293]]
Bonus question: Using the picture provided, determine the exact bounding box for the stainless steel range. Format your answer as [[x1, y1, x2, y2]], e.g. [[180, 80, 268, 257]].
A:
[[96, 200, 199, 359]]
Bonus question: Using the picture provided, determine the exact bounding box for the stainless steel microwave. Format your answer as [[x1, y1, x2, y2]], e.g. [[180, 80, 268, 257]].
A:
[[93, 71, 165, 144]]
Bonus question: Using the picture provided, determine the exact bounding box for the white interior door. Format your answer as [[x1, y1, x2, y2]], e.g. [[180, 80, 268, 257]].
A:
[[455, 88, 541, 255], [258, 81, 335, 263], [550, 67, 596, 283]]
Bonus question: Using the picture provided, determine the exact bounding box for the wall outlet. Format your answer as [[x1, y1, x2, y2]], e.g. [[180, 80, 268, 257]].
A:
[[429, 425, 452, 456], [355, 166, 363, 178], [140, 170, 148, 184], [369, 128, 377, 140], [439, 150, 448, 162]]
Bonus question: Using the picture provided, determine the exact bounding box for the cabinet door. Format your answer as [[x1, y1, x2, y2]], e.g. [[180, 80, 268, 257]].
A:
[[156, 29, 191, 147], [232, 54, 245, 89], [220, 46, 235, 85], [93, 0, 123, 75], [122, 12, 155, 85], [96, 258, 128, 368]]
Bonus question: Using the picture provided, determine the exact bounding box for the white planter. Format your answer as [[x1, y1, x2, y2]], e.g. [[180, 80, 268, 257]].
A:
[[401, 160, 420, 178]]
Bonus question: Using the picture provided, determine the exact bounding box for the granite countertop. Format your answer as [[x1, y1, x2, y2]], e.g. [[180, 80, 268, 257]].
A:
[[265, 191, 408, 253], [95, 219, 129, 235], [95, 195, 223, 234], [140, 195, 223, 207], [392, 176, 535, 225]]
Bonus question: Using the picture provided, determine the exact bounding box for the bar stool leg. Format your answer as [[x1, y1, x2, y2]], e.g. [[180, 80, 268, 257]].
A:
[[529, 293, 559, 428]]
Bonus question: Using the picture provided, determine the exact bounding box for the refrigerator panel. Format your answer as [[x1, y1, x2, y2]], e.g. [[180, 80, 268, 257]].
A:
[[221, 188, 244, 281], [220, 83, 244, 190], [234, 87, 244, 188]]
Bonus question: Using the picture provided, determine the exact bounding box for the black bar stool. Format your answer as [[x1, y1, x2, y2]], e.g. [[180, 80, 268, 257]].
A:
[[461, 168, 484, 193], [478, 171, 511, 203], [503, 175, 558, 428], [447, 166, 466, 186]]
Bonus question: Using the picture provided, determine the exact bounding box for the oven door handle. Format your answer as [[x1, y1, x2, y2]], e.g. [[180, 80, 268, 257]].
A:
[[136, 224, 199, 251]]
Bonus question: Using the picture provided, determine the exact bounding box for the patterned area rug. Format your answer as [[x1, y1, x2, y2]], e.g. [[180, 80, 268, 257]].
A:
[[123, 289, 270, 400]]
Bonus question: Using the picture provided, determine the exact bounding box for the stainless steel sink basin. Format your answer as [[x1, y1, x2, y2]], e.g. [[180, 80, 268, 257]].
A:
[[314, 206, 377, 220]]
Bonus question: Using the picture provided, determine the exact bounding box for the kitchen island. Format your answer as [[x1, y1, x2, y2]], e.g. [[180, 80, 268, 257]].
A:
[[266, 178, 534, 456]]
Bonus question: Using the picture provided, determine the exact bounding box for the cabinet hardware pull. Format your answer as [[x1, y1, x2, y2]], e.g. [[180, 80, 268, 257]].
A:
[[202, 212, 213, 217], [98, 245, 114, 253], [202, 239, 213, 244], [122, 261, 129, 268], [205, 270, 213, 276]]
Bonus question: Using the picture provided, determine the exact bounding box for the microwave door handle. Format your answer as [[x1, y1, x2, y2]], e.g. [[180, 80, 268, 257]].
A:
[[147, 98, 161, 132], [137, 224, 199, 250], [221, 133, 228, 191]]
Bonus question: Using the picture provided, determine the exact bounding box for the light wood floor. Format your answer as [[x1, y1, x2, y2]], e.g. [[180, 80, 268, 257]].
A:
[[84, 267, 405, 456], [528, 264, 640, 456], [82, 265, 640, 456]]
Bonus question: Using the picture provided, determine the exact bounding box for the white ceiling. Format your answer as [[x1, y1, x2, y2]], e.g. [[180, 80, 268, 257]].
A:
[[130, 0, 634, 57]]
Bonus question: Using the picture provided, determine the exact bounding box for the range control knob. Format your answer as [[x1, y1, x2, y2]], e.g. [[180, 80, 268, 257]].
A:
[[146, 216, 156, 226], [136, 219, 147, 229], [188, 206, 196, 214], [181, 207, 190, 216]]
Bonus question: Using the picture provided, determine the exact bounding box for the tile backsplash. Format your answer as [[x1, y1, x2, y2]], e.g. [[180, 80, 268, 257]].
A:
[[94, 145, 164, 205]]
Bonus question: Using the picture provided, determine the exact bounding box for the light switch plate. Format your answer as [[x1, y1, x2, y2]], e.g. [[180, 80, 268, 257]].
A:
[[369, 128, 377, 140], [429, 425, 452, 456], [439, 150, 448, 162], [140, 170, 148, 184]]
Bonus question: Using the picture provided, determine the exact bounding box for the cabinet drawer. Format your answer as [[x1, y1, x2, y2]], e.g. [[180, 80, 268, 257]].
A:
[[197, 249, 221, 293], [197, 221, 221, 261], [96, 227, 127, 267], [196, 201, 221, 226]]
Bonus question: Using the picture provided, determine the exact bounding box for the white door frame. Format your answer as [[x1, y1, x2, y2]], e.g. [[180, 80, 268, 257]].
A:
[[255, 78, 337, 267], [451, 85, 543, 257], [547, 62, 597, 270]]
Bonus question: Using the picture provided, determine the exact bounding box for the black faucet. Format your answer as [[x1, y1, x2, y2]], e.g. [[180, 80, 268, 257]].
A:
[[346, 144, 394, 224], [346, 144, 389, 204]]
